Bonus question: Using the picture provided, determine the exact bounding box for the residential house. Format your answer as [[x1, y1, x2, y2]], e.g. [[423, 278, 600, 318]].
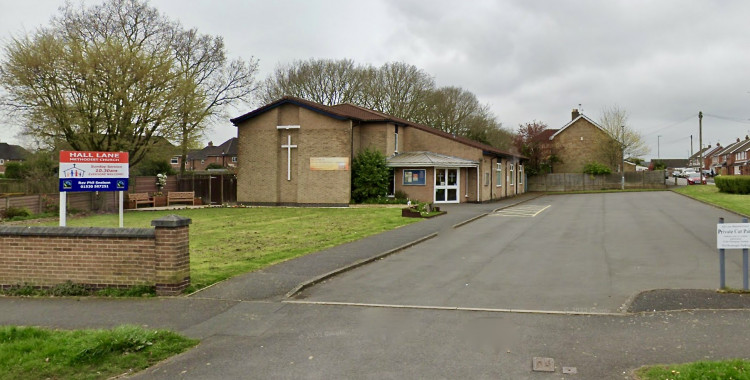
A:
[[230, 96, 526, 206], [713, 137, 750, 175], [543, 109, 620, 173], [173, 138, 239, 172], [0, 142, 29, 175]]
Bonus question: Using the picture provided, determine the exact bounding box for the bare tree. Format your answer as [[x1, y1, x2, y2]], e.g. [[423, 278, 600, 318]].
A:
[[172, 28, 259, 173], [597, 105, 650, 170], [259, 59, 510, 148], [361, 62, 434, 121], [259, 58, 368, 105]]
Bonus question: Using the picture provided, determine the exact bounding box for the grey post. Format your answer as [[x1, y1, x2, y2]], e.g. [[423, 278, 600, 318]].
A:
[[719, 217, 725, 289], [744, 217, 749, 290]]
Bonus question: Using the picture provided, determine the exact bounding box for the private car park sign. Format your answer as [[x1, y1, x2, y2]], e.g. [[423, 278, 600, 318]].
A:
[[716, 218, 750, 290], [58, 151, 129, 227]]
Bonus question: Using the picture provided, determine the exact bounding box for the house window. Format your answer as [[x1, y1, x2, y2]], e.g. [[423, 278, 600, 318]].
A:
[[170, 156, 179, 165], [201, 159, 205, 164], [509, 163, 515, 185], [232, 156, 238, 163], [496, 162, 502, 186], [519, 164, 524, 184], [0, 159, 4, 165]]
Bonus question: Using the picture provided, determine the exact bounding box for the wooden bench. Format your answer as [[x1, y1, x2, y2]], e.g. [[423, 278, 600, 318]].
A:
[[128, 192, 154, 208], [167, 191, 195, 206]]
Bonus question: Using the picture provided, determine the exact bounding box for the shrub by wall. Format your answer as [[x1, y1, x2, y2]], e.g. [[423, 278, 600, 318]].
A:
[[715, 175, 750, 194]]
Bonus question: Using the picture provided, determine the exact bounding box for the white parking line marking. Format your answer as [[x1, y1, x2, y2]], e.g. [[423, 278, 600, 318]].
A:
[[282, 300, 621, 316], [493, 204, 550, 217]]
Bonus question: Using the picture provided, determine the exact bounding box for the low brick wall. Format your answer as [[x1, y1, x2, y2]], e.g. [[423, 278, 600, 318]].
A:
[[0, 215, 191, 296]]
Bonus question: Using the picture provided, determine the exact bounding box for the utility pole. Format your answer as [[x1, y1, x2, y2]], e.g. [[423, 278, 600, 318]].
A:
[[699, 111, 703, 174], [690, 134, 693, 162], [621, 125, 625, 190]]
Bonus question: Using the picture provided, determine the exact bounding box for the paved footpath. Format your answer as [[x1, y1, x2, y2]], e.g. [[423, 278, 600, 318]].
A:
[[2, 192, 750, 379]]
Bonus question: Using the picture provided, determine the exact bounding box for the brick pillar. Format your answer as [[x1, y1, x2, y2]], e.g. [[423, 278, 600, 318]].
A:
[[152, 215, 192, 296]]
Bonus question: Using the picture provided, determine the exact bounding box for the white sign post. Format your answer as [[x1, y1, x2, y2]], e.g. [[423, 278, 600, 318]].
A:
[[58, 151, 129, 227]]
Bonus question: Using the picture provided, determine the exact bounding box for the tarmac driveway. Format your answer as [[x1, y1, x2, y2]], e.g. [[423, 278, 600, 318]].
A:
[[296, 192, 742, 313]]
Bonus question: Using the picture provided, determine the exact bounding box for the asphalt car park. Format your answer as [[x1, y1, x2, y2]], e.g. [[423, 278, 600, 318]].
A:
[[297, 192, 740, 314]]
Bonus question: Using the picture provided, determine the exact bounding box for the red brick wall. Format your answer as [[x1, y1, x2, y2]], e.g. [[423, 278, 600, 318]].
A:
[[0, 216, 191, 295]]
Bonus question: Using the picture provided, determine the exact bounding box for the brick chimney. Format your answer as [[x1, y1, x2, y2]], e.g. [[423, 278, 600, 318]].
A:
[[571, 109, 580, 120]]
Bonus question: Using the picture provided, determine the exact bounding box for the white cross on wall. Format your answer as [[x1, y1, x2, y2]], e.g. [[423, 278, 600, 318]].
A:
[[281, 134, 297, 181]]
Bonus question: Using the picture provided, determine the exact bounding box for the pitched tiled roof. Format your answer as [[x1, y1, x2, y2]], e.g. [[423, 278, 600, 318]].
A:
[[386, 151, 479, 168], [231, 96, 525, 160], [0, 143, 29, 160], [550, 114, 609, 139], [187, 138, 238, 160]]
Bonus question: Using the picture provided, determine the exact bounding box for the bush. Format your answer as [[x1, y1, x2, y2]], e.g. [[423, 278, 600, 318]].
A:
[[715, 175, 750, 194], [1, 206, 30, 219], [3, 162, 26, 179], [583, 162, 612, 175], [351, 149, 389, 203], [134, 159, 176, 176]]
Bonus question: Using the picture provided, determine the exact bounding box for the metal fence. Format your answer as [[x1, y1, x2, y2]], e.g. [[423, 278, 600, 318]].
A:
[[527, 171, 667, 192]]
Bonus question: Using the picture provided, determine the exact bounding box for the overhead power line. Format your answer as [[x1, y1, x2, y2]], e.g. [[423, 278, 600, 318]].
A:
[[641, 114, 698, 136], [703, 113, 750, 125]]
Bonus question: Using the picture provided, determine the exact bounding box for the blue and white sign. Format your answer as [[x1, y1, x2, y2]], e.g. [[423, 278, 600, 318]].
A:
[[59, 151, 129, 192]]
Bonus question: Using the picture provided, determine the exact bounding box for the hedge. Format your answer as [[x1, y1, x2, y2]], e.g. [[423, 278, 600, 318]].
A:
[[715, 175, 750, 194]]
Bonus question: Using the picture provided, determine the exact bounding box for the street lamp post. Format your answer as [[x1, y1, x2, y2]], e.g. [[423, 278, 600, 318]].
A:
[[621, 125, 625, 190], [657, 135, 661, 159]]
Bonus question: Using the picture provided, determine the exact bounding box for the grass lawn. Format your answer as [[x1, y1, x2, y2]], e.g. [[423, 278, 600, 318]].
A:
[[0, 325, 197, 380], [46, 207, 420, 291], [673, 185, 750, 217], [635, 359, 750, 379]]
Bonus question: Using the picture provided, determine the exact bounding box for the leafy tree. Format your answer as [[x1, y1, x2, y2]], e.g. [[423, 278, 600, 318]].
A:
[[0, 0, 258, 167], [351, 148, 389, 203], [513, 121, 549, 176], [597, 105, 650, 171]]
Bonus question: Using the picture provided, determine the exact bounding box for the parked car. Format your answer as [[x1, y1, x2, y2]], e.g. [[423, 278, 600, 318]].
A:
[[686, 172, 706, 185]]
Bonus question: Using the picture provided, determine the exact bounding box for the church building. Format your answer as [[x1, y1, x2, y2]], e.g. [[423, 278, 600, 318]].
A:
[[231, 97, 526, 206]]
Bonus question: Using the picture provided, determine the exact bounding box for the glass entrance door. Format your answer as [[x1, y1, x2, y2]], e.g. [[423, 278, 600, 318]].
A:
[[434, 168, 459, 203]]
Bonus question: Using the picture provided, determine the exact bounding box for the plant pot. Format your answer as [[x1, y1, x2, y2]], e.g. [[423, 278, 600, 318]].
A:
[[153, 195, 167, 207], [402, 208, 422, 218]]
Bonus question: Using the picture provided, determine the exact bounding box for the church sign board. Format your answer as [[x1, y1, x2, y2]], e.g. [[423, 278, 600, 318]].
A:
[[59, 151, 129, 192]]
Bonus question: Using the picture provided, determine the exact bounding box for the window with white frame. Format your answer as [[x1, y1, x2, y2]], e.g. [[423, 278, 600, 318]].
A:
[[519, 164, 524, 184], [509, 163, 515, 185], [496, 162, 502, 186], [0, 159, 4, 165], [170, 156, 179, 165], [232, 156, 238, 163]]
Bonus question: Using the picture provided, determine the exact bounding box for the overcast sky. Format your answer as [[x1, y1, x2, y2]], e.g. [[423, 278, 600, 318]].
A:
[[2, 0, 750, 160]]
